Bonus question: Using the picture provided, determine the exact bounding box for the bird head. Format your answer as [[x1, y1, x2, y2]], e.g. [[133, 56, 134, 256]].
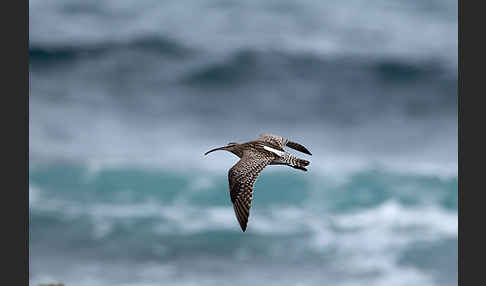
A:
[[204, 142, 239, 156]]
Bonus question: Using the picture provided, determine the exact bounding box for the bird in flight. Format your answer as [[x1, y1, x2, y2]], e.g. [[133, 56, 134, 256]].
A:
[[204, 133, 312, 232]]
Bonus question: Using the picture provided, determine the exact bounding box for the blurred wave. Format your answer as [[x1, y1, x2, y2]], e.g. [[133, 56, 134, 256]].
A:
[[30, 165, 457, 286], [29, 0, 457, 285]]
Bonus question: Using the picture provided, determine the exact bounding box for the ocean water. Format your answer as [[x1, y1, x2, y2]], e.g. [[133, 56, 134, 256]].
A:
[[29, 0, 458, 285]]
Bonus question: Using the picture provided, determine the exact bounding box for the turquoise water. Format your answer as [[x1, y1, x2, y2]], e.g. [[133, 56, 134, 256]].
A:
[[29, 163, 457, 286], [30, 164, 457, 210]]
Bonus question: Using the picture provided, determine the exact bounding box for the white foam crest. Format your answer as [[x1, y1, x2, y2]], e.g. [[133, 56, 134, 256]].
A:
[[316, 201, 455, 286], [306, 201, 455, 286], [30, 189, 457, 242], [30, 197, 456, 286], [30, 194, 238, 236], [334, 200, 457, 239]]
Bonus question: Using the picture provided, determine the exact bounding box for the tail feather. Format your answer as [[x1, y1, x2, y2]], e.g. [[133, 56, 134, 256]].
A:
[[287, 154, 310, 171], [271, 152, 311, 171], [292, 158, 310, 171]]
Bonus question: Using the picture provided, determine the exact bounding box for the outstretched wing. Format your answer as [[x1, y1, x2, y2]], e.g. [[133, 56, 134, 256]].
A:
[[228, 149, 273, 232], [259, 133, 312, 155]]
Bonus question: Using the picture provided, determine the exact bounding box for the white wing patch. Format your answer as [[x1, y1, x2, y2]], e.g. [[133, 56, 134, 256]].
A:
[[263, 145, 285, 156]]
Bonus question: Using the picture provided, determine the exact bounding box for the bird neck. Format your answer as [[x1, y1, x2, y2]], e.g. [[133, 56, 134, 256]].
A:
[[228, 148, 244, 158]]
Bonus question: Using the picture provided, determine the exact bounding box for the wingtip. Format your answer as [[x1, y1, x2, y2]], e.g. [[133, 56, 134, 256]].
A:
[[302, 147, 312, 156], [240, 223, 247, 232], [286, 141, 312, 156]]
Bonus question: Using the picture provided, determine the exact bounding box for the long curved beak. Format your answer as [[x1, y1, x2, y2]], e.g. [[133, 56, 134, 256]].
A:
[[204, 146, 227, 156]]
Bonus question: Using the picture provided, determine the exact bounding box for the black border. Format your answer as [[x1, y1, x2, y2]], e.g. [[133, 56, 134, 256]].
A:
[[459, 0, 482, 285], [6, 0, 28, 285]]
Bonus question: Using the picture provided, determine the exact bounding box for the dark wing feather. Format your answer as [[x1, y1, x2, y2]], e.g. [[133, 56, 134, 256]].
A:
[[228, 150, 273, 232], [286, 141, 312, 155]]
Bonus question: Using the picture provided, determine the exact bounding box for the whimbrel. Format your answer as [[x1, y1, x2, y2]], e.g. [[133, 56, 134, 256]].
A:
[[204, 133, 312, 232]]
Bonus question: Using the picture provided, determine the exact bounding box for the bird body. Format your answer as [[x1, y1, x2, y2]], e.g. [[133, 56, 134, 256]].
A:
[[205, 134, 312, 231]]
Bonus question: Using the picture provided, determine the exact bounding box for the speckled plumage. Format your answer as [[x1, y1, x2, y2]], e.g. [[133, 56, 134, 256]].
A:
[[204, 133, 312, 232]]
